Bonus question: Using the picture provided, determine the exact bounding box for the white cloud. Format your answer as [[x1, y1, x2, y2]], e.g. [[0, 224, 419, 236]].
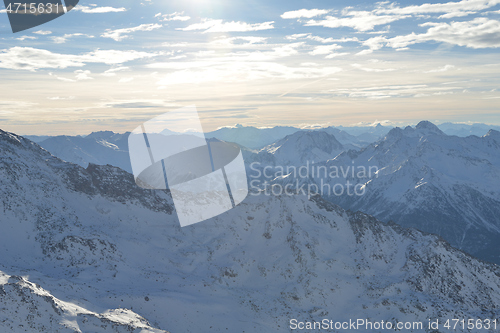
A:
[[438, 10, 477, 18], [286, 33, 311, 40], [51, 33, 94, 44], [74, 70, 93, 80], [281, 9, 330, 19], [387, 18, 500, 49], [155, 63, 342, 86], [16, 36, 37, 41], [309, 44, 342, 55], [119, 77, 135, 83], [361, 35, 387, 52], [159, 11, 191, 21], [73, 5, 126, 13], [425, 64, 456, 73], [375, 0, 500, 15], [0, 47, 160, 71], [178, 19, 274, 33], [169, 55, 187, 60], [328, 84, 460, 99], [357, 18, 500, 52], [84, 49, 162, 64], [101, 23, 162, 41], [305, 11, 409, 31], [33, 30, 52, 35], [351, 63, 396, 72], [210, 36, 267, 46], [101, 66, 130, 77], [287, 33, 359, 43], [47, 96, 75, 100], [355, 49, 374, 56], [325, 52, 350, 58], [49, 72, 75, 82]]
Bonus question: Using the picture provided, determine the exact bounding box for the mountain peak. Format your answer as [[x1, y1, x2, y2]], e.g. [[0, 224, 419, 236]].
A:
[[86, 131, 116, 140], [415, 120, 443, 134], [484, 129, 500, 140]]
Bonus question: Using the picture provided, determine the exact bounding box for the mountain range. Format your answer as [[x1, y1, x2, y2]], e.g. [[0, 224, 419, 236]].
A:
[[268, 121, 500, 265], [1, 128, 500, 332], [25, 121, 500, 265]]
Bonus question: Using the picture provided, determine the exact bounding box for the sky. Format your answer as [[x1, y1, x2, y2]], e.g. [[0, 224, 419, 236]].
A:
[[0, 0, 500, 135]]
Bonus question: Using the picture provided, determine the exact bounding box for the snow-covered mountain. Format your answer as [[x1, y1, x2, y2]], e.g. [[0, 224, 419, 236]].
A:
[[208, 125, 373, 149], [314, 121, 500, 265], [335, 123, 393, 143], [252, 131, 345, 166], [28, 122, 500, 176], [0, 272, 167, 333], [317, 126, 371, 149], [37, 131, 132, 173], [438, 122, 500, 137], [1, 128, 500, 332], [206, 124, 299, 149]]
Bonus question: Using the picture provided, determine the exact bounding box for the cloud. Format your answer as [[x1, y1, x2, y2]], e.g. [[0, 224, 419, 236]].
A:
[[351, 63, 396, 72], [178, 19, 274, 33], [309, 44, 343, 56], [387, 18, 500, 49], [375, 0, 500, 16], [328, 84, 461, 99], [101, 66, 130, 77], [48, 72, 75, 82], [210, 36, 268, 46], [119, 77, 134, 83], [74, 70, 93, 80], [281, 9, 330, 19], [0, 47, 160, 71], [438, 10, 477, 18], [157, 11, 191, 21], [287, 33, 359, 43], [100, 100, 175, 109], [305, 11, 409, 31], [47, 96, 75, 100], [284, 1, 500, 34], [325, 52, 350, 58], [51, 33, 94, 44], [33, 30, 52, 35], [425, 64, 456, 73], [16, 36, 37, 41], [356, 17, 500, 53], [155, 63, 342, 86], [73, 5, 126, 13], [101, 23, 162, 41]]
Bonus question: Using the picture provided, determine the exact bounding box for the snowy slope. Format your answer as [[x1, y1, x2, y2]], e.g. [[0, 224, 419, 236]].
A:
[[314, 121, 500, 264], [31, 125, 381, 174], [257, 130, 345, 166], [206, 125, 300, 149], [1, 128, 500, 332], [0, 272, 167, 333], [438, 122, 500, 137], [37, 131, 132, 173]]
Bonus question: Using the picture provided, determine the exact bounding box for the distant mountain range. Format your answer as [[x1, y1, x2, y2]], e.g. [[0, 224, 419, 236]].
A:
[[1, 128, 500, 332], [28, 122, 499, 174], [20, 120, 500, 266], [258, 121, 500, 265]]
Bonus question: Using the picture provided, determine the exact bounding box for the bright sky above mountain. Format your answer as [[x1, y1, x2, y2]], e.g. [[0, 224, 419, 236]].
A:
[[0, 0, 499, 134]]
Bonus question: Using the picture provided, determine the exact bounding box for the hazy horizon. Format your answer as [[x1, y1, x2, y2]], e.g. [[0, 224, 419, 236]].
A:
[[1, 0, 500, 134]]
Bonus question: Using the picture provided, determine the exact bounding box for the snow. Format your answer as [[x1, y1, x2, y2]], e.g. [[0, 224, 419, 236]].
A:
[[1, 125, 499, 332]]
